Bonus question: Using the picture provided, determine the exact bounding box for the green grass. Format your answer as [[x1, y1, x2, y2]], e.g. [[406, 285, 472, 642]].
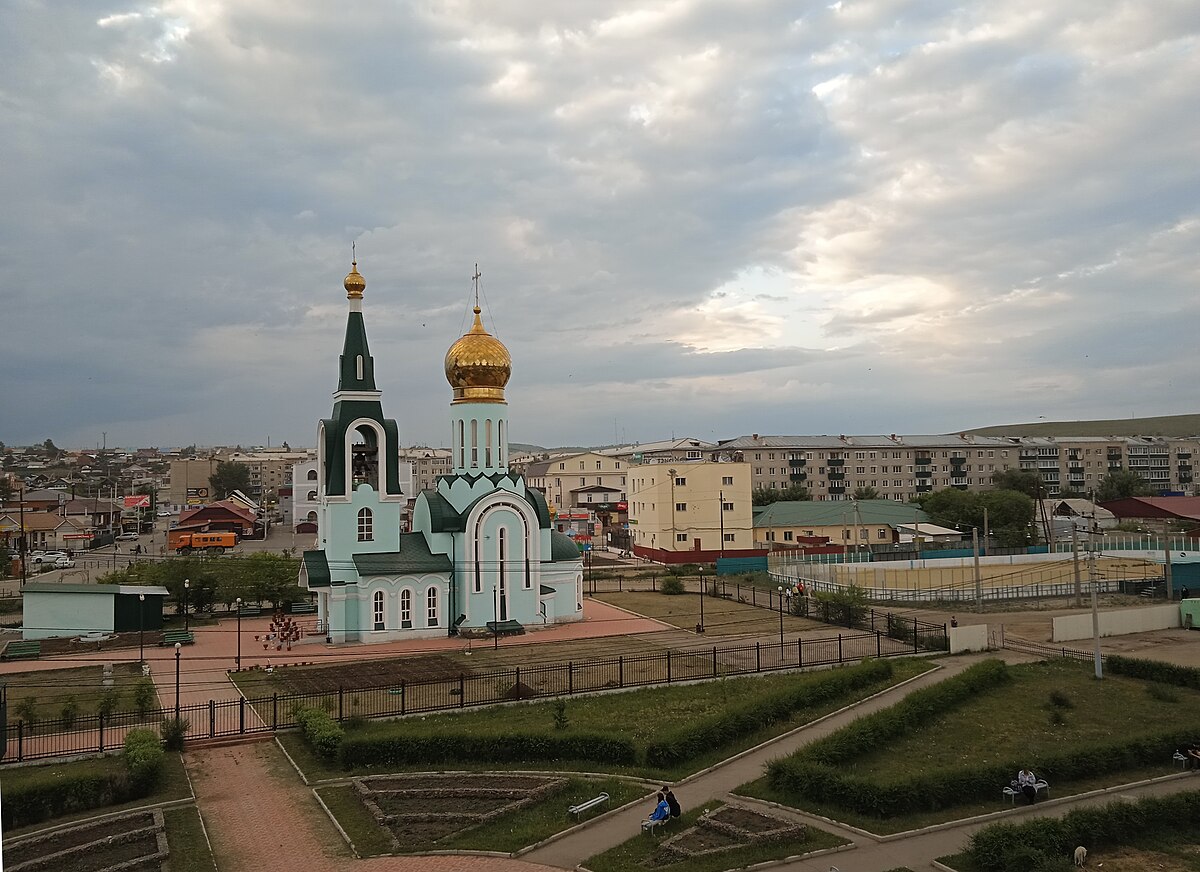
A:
[[582, 800, 849, 872], [5, 663, 150, 724], [163, 806, 216, 871], [279, 658, 933, 782], [964, 412, 1200, 438], [4, 751, 193, 837], [317, 776, 648, 856]]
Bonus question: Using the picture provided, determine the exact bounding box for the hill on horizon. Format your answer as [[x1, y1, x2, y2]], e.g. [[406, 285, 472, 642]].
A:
[[964, 413, 1200, 438]]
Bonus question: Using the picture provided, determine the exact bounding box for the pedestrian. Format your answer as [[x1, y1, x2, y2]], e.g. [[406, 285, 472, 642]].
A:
[[1015, 768, 1038, 803], [662, 785, 681, 819], [951, 616, 958, 628], [1182, 586, 1190, 601]]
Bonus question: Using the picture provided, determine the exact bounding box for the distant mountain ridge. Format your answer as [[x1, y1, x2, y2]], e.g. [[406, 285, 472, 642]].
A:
[[963, 413, 1200, 438]]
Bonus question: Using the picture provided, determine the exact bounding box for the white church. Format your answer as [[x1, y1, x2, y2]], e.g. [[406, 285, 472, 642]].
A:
[[298, 260, 584, 644]]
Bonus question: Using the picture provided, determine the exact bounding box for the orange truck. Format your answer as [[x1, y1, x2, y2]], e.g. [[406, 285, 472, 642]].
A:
[[169, 530, 238, 555]]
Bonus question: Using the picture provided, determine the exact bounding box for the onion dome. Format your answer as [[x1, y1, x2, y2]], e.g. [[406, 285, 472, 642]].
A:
[[344, 260, 365, 299], [444, 306, 511, 404]]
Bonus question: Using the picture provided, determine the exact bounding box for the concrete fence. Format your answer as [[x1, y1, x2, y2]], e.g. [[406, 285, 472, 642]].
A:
[[1051, 603, 1181, 642]]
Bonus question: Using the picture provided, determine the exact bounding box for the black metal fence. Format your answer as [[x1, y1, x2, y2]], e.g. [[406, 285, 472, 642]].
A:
[[0, 623, 945, 764], [1000, 635, 1097, 664]]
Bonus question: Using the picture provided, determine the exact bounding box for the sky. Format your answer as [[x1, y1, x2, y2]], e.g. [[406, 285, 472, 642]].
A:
[[2, 1, 1198, 452]]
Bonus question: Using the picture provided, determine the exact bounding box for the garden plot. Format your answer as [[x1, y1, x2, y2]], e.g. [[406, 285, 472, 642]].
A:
[[4, 809, 168, 872]]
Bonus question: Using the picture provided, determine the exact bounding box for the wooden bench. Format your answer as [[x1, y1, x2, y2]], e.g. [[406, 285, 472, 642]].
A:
[[2, 640, 41, 661], [568, 793, 609, 820], [641, 816, 668, 834], [1003, 780, 1050, 804], [237, 605, 263, 617], [1175, 751, 1192, 770], [289, 602, 318, 615], [486, 619, 525, 637], [161, 630, 195, 646]]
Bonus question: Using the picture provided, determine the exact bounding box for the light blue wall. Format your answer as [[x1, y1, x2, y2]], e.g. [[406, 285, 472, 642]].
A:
[[24, 591, 113, 640]]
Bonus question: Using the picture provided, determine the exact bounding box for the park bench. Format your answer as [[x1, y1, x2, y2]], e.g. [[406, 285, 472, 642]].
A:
[[237, 605, 263, 617], [289, 601, 318, 615], [2, 640, 41, 661], [568, 793, 609, 820], [641, 816, 669, 834], [1175, 751, 1191, 770], [486, 619, 525, 637], [161, 630, 195, 646], [1002, 780, 1050, 804]]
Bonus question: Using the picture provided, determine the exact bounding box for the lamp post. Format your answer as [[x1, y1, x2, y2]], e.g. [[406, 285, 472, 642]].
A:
[[174, 642, 182, 718], [183, 578, 190, 632], [138, 592, 146, 665], [493, 584, 499, 650], [697, 573, 705, 633], [235, 597, 242, 671], [776, 585, 785, 649]]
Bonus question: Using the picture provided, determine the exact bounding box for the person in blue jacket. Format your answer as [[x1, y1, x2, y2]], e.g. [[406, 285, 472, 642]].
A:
[[646, 792, 670, 824]]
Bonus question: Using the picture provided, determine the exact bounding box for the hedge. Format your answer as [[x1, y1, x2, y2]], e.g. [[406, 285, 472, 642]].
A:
[[124, 728, 165, 790], [644, 658, 895, 767], [1107, 654, 1200, 690], [295, 706, 345, 759], [338, 731, 637, 770], [967, 790, 1200, 872]]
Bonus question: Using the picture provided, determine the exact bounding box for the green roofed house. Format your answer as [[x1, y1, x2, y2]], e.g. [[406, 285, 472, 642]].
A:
[[754, 500, 933, 549], [298, 261, 584, 644], [22, 583, 168, 641]]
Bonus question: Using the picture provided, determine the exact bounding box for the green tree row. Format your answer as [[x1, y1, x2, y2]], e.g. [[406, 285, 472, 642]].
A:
[[97, 552, 302, 612]]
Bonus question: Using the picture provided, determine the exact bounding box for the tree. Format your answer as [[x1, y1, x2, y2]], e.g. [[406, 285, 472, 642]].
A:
[[0, 477, 12, 502], [752, 484, 812, 506], [916, 488, 980, 530], [852, 486, 881, 500], [209, 461, 251, 499], [1095, 470, 1152, 502], [991, 469, 1044, 500], [977, 489, 1036, 547]]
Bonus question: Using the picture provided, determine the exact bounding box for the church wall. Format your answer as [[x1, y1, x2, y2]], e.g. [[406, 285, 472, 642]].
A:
[[324, 483, 401, 556]]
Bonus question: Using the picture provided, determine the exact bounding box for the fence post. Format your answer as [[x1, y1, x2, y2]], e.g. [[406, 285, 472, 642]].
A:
[[273, 693, 278, 730], [17, 720, 22, 762], [401, 679, 406, 715], [459, 673, 465, 707], [619, 576, 623, 592], [99, 713, 104, 753], [797, 637, 803, 668], [712, 645, 718, 678], [876, 630, 882, 657], [755, 642, 761, 672], [666, 650, 672, 683], [209, 699, 215, 738], [913, 618, 919, 653], [838, 633, 843, 663], [515, 666, 521, 693], [338, 686, 344, 722], [568, 662, 574, 695], [618, 656, 624, 688], [239, 697, 245, 734]]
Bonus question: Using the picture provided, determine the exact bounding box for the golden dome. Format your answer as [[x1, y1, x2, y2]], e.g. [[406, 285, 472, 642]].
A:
[[444, 306, 511, 404], [344, 260, 365, 299]]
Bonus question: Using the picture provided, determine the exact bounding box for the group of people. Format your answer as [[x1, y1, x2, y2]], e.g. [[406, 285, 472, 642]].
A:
[[645, 785, 681, 826], [1180, 741, 1200, 770], [1013, 768, 1040, 803]]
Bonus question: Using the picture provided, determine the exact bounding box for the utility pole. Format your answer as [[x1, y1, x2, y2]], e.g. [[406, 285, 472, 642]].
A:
[[1088, 510, 1102, 679], [973, 526, 982, 612], [1163, 520, 1174, 600], [982, 507, 989, 557], [1071, 522, 1082, 608], [719, 489, 725, 555]]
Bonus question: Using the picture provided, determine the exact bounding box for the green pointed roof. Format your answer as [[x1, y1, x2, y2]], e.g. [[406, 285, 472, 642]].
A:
[[338, 311, 377, 392]]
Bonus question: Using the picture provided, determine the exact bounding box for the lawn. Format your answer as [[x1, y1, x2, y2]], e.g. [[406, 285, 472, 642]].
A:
[[163, 806, 217, 871], [592, 590, 827, 636], [317, 776, 648, 856], [3, 751, 193, 837], [582, 800, 849, 872], [279, 658, 933, 782], [4, 663, 151, 724], [736, 658, 1200, 833]]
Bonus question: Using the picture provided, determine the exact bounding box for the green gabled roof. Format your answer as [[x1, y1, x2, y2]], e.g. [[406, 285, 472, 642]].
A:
[[753, 500, 931, 528], [540, 585, 554, 595], [526, 488, 551, 529], [353, 534, 453, 575], [338, 311, 377, 392], [550, 531, 582, 561], [423, 490, 465, 532], [302, 550, 332, 588]]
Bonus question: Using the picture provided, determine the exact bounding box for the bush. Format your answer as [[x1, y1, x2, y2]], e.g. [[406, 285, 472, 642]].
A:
[[553, 699, 569, 731], [813, 584, 869, 627], [339, 731, 637, 771], [60, 696, 79, 729], [160, 716, 189, 751], [1047, 689, 1073, 709], [645, 659, 894, 768], [124, 728, 165, 789], [1107, 655, 1200, 690], [295, 706, 345, 759], [660, 577, 685, 595], [132, 678, 157, 717], [1145, 683, 1179, 703], [0, 770, 132, 830], [15, 697, 38, 727], [97, 688, 120, 718]]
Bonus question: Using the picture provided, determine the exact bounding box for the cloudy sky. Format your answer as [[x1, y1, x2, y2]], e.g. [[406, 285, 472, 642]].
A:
[[2, 1, 1198, 451]]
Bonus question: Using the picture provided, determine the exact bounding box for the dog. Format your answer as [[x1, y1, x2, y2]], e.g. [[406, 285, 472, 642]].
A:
[[1073, 845, 1087, 866]]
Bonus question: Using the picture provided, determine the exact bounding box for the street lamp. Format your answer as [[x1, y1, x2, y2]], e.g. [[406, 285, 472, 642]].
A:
[[777, 585, 785, 649], [183, 578, 190, 632], [174, 642, 182, 718], [138, 592, 146, 665], [235, 597, 242, 671]]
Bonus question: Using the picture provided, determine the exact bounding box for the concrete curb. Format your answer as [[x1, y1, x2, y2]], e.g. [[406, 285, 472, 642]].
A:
[[311, 785, 361, 858]]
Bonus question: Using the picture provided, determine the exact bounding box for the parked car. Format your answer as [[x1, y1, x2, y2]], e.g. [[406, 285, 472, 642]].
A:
[[115, 532, 139, 541], [53, 556, 76, 569], [29, 551, 69, 564], [156, 510, 172, 517]]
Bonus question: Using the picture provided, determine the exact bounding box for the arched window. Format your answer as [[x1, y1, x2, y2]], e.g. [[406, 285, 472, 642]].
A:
[[372, 590, 384, 630], [458, 420, 465, 468], [426, 587, 439, 627], [498, 420, 505, 466], [307, 469, 318, 481], [401, 589, 412, 628], [307, 491, 318, 501], [356, 354, 364, 380], [470, 420, 478, 467], [305, 511, 317, 523], [357, 507, 373, 541], [485, 419, 493, 468]]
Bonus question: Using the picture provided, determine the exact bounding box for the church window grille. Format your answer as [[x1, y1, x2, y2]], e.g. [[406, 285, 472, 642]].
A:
[[401, 589, 412, 628], [357, 508, 373, 541], [356, 355, 364, 381], [426, 587, 439, 627], [373, 591, 384, 630]]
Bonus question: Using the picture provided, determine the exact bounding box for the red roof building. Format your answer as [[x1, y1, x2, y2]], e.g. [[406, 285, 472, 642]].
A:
[[1100, 496, 1200, 523]]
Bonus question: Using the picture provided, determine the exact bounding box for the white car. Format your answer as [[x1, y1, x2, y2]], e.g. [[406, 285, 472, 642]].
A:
[[54, 556, 76, 569], [115, 532, 139, 541], [30, 551, 69, 564], [156, 510, 172, 517]]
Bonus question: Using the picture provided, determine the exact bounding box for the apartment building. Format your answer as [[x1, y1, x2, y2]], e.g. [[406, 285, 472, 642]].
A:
[[716, 434, 1200, 501], [397, 447, 453, 493], [525, 452, 629, 512], [627, 461, 754, 560], [599, 438, 716, 466], [165, 450, 312, 509]]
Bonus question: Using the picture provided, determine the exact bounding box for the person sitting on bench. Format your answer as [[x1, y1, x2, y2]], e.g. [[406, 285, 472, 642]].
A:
[[1014, 768, 1038, 803], [1182, 741, 1200, 771], [662, 785, 681, 819], [642, 792, 670, 830]]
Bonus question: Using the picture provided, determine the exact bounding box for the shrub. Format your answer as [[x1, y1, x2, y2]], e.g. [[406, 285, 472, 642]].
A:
[[295, 706, 345, 759], [97, 688, 120, 718], [1145, 683, 1179, 703], [0, 770, 130, 830], [1107, 655, 1200, 690], [553, 699, 569, 731], [160, 716, 189, 751], [660, 577, 685, 595], [15, 697, 38, 727], [339, 731, 637, 771], [813, 584, 869, 627], [124, 728, 165, 789], [1047, 689, 1073, 709], [132, 678, 157, 717], [60, 696, 80, 729]]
